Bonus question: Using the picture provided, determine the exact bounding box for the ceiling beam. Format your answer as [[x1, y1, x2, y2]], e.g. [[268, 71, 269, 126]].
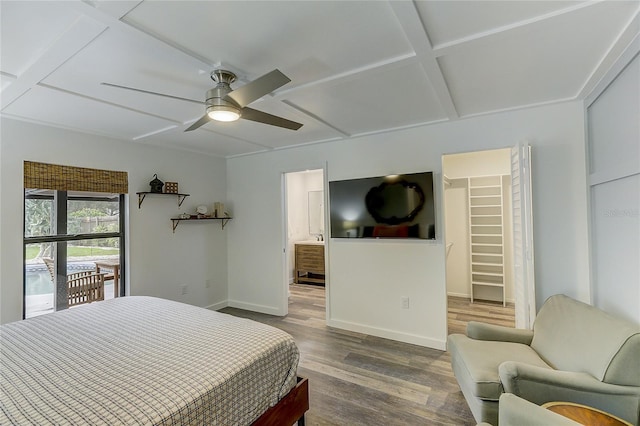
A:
[[388, 0, 458, 120], [432, 0, 606, 57], [282, 100, 351, 138], [579, 10, 640, 101], [0, 16, 107, 110], [65, 1, 215, 72]]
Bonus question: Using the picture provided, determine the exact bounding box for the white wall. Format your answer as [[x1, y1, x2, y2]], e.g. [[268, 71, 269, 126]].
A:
[[443, 149, 512, 179], [227, 101, 590, 350], [586, 49, 640, 324], [0, 119, 228, 324]]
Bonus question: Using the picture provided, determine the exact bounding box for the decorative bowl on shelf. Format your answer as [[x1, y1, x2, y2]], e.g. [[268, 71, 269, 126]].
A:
[[196, 205, 208, 215]]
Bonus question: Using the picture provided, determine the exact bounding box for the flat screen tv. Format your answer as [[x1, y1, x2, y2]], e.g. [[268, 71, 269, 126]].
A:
[[329, 172, 436, 239]]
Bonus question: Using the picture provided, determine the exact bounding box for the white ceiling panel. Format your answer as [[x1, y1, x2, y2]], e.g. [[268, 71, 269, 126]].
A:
[[1, 1, 638, 157], [285, 63, 447, 135], [135, 126, 267, 158], [0, 1, 81, 76], [188, 99, 343, 149], [417, 0, 583, 47], [3, 86, 175, 139], [121, 1, 413, 86], [0, 74, 16, 91], [90, 1, 142, 19], [43, 29, 209, 123], [439, 1, 639, 116]]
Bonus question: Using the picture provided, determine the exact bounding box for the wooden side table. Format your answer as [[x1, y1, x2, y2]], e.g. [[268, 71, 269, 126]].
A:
[[542, 401, 632, 426], [95, 259, 120, 298]]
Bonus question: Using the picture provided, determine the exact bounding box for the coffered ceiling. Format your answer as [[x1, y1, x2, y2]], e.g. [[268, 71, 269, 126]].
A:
[[1, 1, 638, 157]]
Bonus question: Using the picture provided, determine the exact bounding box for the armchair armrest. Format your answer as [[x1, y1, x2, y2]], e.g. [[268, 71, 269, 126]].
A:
[[466, 321, 534, 345], [475, 394, 583, 426], [496, 393, 582, 426], [499, 362, 640, 425]]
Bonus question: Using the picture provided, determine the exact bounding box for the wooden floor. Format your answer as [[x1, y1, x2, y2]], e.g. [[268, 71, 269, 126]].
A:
[[447, 295, 515, 336], [220, 285, 514, 426]]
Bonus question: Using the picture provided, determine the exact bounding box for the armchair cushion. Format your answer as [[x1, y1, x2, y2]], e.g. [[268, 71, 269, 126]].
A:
[[448, 334, 552, 400]]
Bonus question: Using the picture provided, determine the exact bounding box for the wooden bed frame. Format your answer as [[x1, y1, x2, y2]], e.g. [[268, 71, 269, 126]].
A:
[[253, 376, 309, 426]]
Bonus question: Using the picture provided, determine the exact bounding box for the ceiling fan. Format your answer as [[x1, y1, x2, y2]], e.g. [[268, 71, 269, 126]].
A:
[[102, 69, 303, 131]]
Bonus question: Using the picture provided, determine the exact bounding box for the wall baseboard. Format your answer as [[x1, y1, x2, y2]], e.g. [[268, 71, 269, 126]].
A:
[[447, 291, 470, 298], [447, 291, 515, 304], [227, 299, 284, 316], [326, 318, 446, 351], [205, 300, 228, 311]]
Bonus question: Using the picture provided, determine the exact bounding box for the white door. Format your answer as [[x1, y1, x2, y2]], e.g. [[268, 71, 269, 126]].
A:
[[511, 142, 536, 328]]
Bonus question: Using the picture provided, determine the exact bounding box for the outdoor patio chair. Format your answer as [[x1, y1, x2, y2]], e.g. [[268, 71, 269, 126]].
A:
[[66, 271, 105, 307], [42, 258, 106, 307]]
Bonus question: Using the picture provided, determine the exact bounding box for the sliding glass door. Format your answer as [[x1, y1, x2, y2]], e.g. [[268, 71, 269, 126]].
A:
[[24, 190, 125, 318]]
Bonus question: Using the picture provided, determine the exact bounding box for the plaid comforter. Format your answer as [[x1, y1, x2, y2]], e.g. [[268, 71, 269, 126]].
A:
[[0, 296, 299, 425]]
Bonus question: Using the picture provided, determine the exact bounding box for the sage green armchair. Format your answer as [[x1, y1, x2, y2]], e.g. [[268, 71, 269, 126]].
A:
[[477, 393, 581, 426], [448, 294, 640, 425]]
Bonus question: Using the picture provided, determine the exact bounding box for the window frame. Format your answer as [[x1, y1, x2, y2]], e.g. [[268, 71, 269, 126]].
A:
[[23, 190, 126, 318]]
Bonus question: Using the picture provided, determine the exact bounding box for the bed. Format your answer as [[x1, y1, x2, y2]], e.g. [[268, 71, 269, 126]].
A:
[[0, 296, 308, 425]]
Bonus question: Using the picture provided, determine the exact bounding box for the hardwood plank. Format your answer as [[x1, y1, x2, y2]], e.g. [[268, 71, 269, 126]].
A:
[[220, 284, 514, 425]]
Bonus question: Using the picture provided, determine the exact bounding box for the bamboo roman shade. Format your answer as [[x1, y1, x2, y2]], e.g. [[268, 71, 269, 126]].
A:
[[24, 161, 128, 194]]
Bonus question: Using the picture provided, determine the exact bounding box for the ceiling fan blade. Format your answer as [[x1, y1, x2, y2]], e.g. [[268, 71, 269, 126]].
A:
[[101, 82, 204, 105], [241, 107, 303, 131], [225, 69, 291, 108], [184, 114, 211, 132]]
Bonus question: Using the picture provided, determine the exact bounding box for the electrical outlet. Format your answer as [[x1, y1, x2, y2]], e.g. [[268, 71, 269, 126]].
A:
[[181, 285, 188, 295], [401, 296, 409, 309], [205, 279, 211, 288]]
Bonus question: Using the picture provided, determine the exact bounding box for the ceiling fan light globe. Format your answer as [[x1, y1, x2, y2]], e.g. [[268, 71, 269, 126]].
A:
[[207, 105, 240, 122]]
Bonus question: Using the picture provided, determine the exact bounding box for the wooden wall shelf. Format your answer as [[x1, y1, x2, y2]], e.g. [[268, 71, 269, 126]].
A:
[[136, 192, 190, 208], [171, 217, 231, 233]]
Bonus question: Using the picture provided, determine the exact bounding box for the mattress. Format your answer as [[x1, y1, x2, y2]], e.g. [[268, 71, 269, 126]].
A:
[[0, 296, 299, 425]]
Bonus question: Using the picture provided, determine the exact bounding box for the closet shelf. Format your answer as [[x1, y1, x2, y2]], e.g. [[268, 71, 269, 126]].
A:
[[468, 175, 506, 306], [472, 271, 504, 277], [471, 282, 505, 288]]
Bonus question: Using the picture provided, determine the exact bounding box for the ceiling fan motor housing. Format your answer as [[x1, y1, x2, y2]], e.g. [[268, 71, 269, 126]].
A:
[[206, 70, 241, 116]]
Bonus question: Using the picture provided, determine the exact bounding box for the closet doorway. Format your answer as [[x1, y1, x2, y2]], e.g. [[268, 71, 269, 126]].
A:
[[443, 145, 535, 330], [283, 169, 327, 321]]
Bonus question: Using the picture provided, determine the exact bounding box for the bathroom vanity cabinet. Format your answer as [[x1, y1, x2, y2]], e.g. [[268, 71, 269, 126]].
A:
[[294, 242, 325, 285]]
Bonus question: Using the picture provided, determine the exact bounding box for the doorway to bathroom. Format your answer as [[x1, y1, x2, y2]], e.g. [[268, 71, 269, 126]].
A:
[[283, 169, 327, 321]]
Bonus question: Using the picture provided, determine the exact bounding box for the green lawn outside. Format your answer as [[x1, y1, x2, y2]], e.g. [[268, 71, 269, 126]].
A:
[[25, 246, 119, 260]]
